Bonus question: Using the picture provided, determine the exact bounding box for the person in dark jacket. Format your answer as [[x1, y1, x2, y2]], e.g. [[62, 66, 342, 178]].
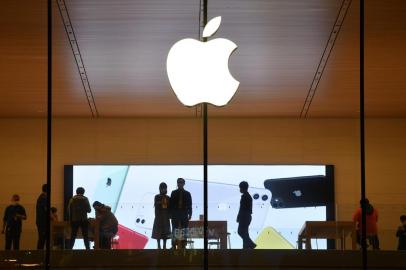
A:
[[2, 194, 27, 250], [170, 178, 192, 249], [396, 215, 406, 250], [92, 201, 118, 249], [36, 184, 47, 249], [68, 187, 91, 249], [237, 181, 256, 249]]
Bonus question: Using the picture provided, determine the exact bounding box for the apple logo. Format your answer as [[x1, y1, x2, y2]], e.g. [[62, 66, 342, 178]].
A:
[[167, 16, 240, 107]]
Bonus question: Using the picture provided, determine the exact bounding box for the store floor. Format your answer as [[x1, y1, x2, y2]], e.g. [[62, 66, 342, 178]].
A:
[[0, 249, 405, 269]]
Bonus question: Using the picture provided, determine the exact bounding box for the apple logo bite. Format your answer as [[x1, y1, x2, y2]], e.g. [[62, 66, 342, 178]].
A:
[[167, 16, 240, 106]]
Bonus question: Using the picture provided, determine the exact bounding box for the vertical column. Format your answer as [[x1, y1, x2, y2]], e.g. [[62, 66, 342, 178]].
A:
[[202, 2, 208, 270], [46, 0, 53, 269], [359, 0, 367, 269]]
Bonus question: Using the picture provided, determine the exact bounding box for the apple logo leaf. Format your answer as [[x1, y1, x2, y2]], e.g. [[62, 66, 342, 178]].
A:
[[202, 16, 222, 38]]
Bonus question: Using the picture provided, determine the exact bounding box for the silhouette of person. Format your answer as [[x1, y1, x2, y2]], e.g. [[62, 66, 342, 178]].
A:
[[68, 187, 91, 249], [152, 182, 171, 249], [2, 194, 27, 250], [353, 198, 379, 250], [170, 178, 192, 249], [92, 201, 118, 249], [237, 181, 256, 249], [396, 215, 406, 250], [36, 184, 47, 249]]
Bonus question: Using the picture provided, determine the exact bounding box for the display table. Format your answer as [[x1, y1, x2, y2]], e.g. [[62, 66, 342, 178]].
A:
[[51, 219, 100, 249], [298, 221, 357, 250], [188, 220, 228, 249]]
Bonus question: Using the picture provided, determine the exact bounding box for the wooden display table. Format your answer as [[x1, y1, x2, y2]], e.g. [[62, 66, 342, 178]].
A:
[[188, 220, 228, 249], [298, 221, 357, 250], [51, 219, 100, 249]]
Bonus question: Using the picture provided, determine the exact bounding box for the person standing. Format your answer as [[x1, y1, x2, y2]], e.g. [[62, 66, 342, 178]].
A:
[[170, 178, 192, 249], [352, 198, 380, 250], [92, 201, 118, 249], [68, 187, 91, 249], [36, 184, 47, 249], [237, 181, 256, 249], [396, 215, 406, 250], [2, 194, 27, 250], [152, 182, 171, 249]]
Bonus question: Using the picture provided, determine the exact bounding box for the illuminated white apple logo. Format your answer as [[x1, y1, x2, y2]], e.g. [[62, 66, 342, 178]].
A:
[[167, 16, 239, 106]]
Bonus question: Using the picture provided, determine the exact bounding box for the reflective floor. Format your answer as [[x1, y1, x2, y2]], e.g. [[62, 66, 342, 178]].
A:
[[0, 250, 405, 269]]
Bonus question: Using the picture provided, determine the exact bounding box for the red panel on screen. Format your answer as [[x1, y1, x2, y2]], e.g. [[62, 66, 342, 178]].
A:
[[112, 224, 149, 249]]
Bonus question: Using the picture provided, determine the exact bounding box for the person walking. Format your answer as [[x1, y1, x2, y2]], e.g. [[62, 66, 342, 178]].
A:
[[237, 181, 256, 249]]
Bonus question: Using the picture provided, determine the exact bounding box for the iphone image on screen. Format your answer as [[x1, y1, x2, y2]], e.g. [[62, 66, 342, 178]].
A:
[[92, 166, 129, 212], [114, 177, 271, 249], [73, 165, 330, 249]]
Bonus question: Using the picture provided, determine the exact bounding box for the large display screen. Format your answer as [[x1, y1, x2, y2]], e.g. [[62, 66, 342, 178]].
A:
[[65, 165, 334, 249]]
